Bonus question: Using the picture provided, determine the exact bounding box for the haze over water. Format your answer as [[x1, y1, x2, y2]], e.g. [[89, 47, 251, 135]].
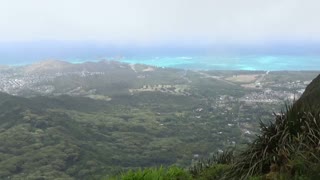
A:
[[116, 55, 320, 71], [2, 54, 320, 71], [1, 41, 319, 71], [1, 1, 320, 72]]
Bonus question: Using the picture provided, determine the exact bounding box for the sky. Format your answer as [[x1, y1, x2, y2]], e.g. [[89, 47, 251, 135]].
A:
[[0, 0, 319, 45]]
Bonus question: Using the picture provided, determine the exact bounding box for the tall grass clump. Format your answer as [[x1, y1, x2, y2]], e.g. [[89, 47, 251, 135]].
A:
[[189, 149, 234, 179], [108, 166, 192, 180], [229, 104, 320, 179]]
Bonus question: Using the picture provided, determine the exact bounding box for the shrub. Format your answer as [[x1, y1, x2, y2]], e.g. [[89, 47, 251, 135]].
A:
[[229, 104, 320, 179], [108, 166, 192, 180], [189, 149, 234, 179]]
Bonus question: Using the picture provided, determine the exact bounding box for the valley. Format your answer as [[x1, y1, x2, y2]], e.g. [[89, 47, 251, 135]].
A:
[[0, 60, 319, 179]]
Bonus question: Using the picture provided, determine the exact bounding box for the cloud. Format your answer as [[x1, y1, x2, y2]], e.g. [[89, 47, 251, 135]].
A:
[[0, 0, 319, 44]]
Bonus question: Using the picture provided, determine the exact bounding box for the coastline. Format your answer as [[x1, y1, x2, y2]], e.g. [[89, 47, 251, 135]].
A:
[[1, 55, 320, 71]]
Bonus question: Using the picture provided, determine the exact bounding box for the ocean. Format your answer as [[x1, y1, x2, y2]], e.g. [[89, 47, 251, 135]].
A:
[[1, 55, 320, 71], [115, 55, 320, 71], [1, 41, 319, 71]]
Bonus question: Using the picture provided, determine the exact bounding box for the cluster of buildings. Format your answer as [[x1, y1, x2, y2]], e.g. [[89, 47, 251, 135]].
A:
[[0, 69, 105, 95]]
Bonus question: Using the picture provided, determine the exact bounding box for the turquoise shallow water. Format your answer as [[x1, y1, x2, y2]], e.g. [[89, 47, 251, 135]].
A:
[[115, 55, 320, 71], [3, 55, 320, 71]]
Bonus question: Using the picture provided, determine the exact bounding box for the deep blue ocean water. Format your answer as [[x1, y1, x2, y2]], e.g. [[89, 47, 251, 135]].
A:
[[2, 55, 320, 71]]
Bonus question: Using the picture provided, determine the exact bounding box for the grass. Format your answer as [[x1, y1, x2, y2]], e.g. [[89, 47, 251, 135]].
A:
[[189, 149, 234, 178], [107, 166, 192, 180], [101, 102, 320, 180], [229, 103, 320, 179]]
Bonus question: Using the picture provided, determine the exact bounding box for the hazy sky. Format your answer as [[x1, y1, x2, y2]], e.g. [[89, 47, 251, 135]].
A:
[[0, 0, 319, 45]]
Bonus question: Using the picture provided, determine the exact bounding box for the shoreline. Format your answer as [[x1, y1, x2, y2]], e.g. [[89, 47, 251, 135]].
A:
[[1, 55, 320, 71]]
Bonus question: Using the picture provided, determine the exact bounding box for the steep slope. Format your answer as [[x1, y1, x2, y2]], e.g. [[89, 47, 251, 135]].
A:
[[229, 74, 320, 179], [296, 74, 320, 107]]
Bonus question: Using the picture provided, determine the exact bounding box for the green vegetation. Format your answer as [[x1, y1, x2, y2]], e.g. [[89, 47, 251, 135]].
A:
[[229, 105, 320, 179], [0, 61, 319, 179], [189, 150, 234, 179], [0, 91, 247, 179], [107, 166, 192, 180], [112, 75, 320, 179], [113, 105, 320, 180]]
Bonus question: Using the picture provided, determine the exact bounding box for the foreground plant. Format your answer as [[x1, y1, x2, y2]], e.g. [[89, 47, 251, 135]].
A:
[[189, 149, 234, 179], [107, 166, 192, 180], [229, 104, 320, 179]]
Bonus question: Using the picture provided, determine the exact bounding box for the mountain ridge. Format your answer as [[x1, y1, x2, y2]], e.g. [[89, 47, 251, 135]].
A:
[[295, 74, 320, 108]]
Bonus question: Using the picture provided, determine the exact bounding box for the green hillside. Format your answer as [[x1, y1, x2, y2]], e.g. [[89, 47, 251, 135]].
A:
[[0, 61, 319, 179], [0, 92, 245, 179], [111, 74, 320, 180]]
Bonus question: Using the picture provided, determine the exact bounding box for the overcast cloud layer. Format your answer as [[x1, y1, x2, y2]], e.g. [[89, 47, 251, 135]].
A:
[[0, 0, 319, 45]]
